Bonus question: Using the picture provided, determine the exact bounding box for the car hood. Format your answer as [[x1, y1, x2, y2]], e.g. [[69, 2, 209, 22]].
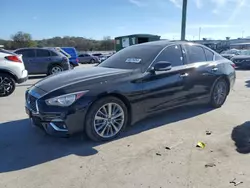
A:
[[34, 67, 132, 92], [231, 55, 250, 60]]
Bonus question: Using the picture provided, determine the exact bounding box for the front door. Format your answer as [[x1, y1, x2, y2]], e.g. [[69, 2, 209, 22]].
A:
[[141, 44, 188, 114]]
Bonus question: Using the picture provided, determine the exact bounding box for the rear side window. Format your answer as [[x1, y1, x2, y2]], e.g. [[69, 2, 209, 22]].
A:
[[185, 45, 206, 63], [50, 50, 59, 56], [36, 49, 50, 57], [204, 48, 214, 61], [16, 49, 35, 58], [155, 45, 183, 67]]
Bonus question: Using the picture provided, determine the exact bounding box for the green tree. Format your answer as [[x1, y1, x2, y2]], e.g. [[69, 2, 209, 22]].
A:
[[11, 31, 37, 49]]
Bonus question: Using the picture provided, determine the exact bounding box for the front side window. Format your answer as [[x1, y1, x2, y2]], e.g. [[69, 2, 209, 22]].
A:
[[154, 45, 183, 67], [185, 45, 206, 63]]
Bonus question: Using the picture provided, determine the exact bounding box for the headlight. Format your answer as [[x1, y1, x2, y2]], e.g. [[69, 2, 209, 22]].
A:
[[45, 91, 89, 107]]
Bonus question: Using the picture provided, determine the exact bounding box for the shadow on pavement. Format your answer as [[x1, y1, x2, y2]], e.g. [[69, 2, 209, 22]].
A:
[[28, 75, 46, 80], [245, 80, 250, 88], [0, 104, 212, 173], [231, 121, 250, 154]]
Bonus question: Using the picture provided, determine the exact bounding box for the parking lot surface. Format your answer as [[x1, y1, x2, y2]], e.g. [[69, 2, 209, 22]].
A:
[[0, 66, 250, 188]]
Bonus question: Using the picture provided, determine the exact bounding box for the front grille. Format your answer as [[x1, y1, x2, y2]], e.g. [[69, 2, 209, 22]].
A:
[[27, 94, 38, 112]]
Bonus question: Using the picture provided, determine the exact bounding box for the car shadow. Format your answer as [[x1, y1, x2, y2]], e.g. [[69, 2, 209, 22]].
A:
[[231, 121, 250, 154], [28, 75, 46, 79], [0, 104, 213, 173], [245, 80, 250, 88]]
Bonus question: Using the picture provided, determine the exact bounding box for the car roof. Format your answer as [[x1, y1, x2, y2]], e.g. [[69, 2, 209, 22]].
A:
[[15, 47, 54, 51], [132, 40, 201, 48]]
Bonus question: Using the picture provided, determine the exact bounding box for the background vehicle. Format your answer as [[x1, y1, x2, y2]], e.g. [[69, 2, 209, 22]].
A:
[[92, 53, 103, 58], [231, 49, 250, 68], [0, 49, 28, 97], [99, 54, 111, 62], [25, 41, 235, 142], [14, 48, 70, 75], [78, 53, 100, 64], [60, 47, 79, 68], [220, 49, 240, 59]]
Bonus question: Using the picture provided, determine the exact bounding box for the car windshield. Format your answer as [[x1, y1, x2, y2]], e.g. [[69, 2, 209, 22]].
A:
[[98, 44, 163, 70], [239, 50, 250, 55]]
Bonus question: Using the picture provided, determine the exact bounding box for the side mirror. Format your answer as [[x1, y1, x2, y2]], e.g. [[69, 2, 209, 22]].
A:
[[152, 61, 172, 72]]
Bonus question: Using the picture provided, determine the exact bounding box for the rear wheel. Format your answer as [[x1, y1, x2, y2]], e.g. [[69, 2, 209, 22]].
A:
[[209, 78, 229, 108], [85, 97, 128, 141], [0, 73, 16, 97], [90, 59, 95, 64], [48, 65, 63, 75]]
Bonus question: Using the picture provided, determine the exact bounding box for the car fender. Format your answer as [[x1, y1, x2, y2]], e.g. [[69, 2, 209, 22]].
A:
[[0, 68, 18, 81]]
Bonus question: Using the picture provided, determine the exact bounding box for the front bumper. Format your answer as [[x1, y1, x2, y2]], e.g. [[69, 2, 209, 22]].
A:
[[25, 105, 88, 137], [17, 70, 28, 84]]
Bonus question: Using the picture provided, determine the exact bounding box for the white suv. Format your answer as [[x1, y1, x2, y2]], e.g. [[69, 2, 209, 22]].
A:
[[0, 49, 28, 97]]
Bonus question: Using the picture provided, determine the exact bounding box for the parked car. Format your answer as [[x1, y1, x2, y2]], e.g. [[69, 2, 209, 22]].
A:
[[220, 49, 240, 59], [0, 49, 28, 97], [231, 49, 250, 68], [99, 54, 111, 62], [14, 48, 70, 75], [78, 53, 100, 64], [25, 41, 235, 141], [92, 53, 103, 58], [58, 47, 79, 68]]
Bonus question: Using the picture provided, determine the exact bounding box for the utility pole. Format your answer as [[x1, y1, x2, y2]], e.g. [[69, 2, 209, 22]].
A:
[[199, 27, 201, 40], [181, 0, 188, 40]]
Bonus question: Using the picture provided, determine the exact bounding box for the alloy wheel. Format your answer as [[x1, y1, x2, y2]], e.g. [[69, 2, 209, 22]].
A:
[[213, 81, 227, 106], [51, 66, 63, 74], [0, 76, 14, 96], [94, 103, 125, 138]]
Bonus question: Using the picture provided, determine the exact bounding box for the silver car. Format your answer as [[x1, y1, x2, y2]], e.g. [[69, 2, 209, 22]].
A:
[[78, 53, 99, 64]]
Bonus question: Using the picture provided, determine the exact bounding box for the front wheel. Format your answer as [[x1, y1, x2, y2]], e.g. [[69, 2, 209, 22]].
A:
[[0, 73, 16, 97], [209, 78, 229, 108], [85, 97, 128, 142]]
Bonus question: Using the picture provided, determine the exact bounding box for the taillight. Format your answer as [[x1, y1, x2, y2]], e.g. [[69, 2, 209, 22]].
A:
[[5, 55, 21, 63], [231, 63, 236, 69], [76, 58, 79, 63]]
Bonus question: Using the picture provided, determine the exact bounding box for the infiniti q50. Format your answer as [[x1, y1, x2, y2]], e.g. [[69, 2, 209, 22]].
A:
[[25, 41, 236, 141]]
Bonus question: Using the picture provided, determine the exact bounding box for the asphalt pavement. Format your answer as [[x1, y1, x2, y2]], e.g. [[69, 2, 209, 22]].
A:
[[0, 66, 250, 188]]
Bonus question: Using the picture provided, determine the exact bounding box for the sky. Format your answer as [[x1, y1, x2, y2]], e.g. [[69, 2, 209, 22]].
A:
[[1, 0, 250, 40]]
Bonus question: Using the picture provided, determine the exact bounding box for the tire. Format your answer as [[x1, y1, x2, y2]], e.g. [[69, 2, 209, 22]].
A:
[[48, 65, 63, 75], [70, 64, 74, 69], [85, 96, 128, 142], [90, 59, 95, 64], [209, 78, 229, 108], [0, 73, 16, 97]]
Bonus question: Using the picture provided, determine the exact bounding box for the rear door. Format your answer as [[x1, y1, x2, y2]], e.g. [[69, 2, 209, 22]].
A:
[[181, 44, 218, 101], [33, 49, 52, 74], [15, 49, 36, 74]]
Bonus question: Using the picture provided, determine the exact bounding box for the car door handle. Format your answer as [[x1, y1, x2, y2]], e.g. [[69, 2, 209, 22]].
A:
[[180, 73, 189, 77]]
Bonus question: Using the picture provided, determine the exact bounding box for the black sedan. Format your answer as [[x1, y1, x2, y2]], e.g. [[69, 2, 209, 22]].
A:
[[25, 41, 236, 141], [231, 50, 250, 69]]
